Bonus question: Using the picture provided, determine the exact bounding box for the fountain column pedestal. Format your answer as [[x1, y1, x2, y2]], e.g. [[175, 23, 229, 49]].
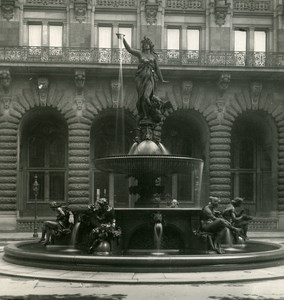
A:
[[114, 208, 205, 253]]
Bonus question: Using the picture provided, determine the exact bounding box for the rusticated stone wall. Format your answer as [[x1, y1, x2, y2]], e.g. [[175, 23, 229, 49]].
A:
[[0, 119, 17, 210], [1, 75, 284, 220], [275, 118, 284, 211], [208, 124, 232, 203], [161, 79, 283, 211], [68, 122, 91, 207]]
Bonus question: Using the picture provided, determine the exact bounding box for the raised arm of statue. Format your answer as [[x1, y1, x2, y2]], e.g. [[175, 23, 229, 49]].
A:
[[116, 33, 141, 58]]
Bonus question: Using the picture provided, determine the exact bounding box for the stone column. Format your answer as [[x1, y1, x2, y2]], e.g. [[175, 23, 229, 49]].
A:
[[68, 123, 91, 207], [140, 0, 164, 49], [208, 73, 232, 203], [209, 123, 231, 203], [277, 121, 284, 211], [68, 69, 90, 208], [0, 69, 17, 229]]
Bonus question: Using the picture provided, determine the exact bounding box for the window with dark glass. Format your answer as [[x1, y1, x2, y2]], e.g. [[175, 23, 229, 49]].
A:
[[26, 118, 66, 203], [92, 114, 135, 207], [231, 137, 255, 203]]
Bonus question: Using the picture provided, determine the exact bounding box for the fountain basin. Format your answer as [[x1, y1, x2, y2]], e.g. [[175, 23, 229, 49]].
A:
[[4, 240, 284, 272], [95, 155, 203, 177]]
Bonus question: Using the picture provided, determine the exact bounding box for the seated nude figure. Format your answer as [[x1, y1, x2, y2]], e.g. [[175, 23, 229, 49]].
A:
[[39, 201, 74, 246], [223, 197, 252, 241], [201, 196, 242, 254]]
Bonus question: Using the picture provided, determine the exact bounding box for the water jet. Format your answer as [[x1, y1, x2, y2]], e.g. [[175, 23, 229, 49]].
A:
[[4, 34, 284, 273]]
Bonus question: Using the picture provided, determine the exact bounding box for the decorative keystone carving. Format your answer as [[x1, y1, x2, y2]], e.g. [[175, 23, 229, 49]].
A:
[[215, 97, 226, 124], [0, 69, 11, 94], [75, 96, 84, 110], [37, 77, 49, 106], [73, 0, 88, 23], [218, 73, 231, 96], [145, 0, 159, 25], [182, 81, 193, 103], [1, 0, 15, 21], [250, 81, 262, 110], [74, 69, 85, 95], [111, 79, 121, 107], [214, 0, 229, 26], [277, 4, 283, 16], [2, 96, 11, 110]]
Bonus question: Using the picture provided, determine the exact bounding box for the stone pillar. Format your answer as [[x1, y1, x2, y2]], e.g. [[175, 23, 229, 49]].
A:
[[208, 73, 232, 203], [68, 123, 91, 207], [139, 0, 164, 49], [0, 122, 17, 212], [0, 69, 17, 229], [209, 0, 231, 51], [277, 121, 284, 212], [68, 69, 90, 208], [209, 123, 231, 203]]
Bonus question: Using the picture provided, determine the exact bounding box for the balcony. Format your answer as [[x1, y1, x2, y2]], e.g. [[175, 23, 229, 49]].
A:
[[1, 47, 284, 78], [1, 46, 283, 67]]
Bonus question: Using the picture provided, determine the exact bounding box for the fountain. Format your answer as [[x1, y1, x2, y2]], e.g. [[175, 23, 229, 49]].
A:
[[3, 34, 284, 272]]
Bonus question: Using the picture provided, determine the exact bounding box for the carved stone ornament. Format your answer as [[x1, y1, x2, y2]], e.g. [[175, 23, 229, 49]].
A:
[[250, 81, 262, 110], [75, 96, 84, 110], [73, 0, 88, 23], [182, 81, 193, 103], [276, 4, 283, 16], [111, 79, 120, 106], [215, 97, 226, 124], [74, 69, 85, 95], [214, 0, 229, 26], [145, 0, 159, 25], [2, 96, 11, 110], [1, 0, 15, 21], [218, 73, 231, 95], [0, 69, 11, 94], [37, 77, 49, 106]]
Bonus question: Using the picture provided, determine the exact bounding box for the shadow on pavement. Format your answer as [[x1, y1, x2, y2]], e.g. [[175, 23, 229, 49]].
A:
[[209, 297, 279, 300], [0, 295, 126, 300]]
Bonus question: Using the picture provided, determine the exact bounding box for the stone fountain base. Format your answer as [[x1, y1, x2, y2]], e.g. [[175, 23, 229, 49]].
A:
[[114, 208, 203, 253], [4, 207, 284, 272], [4, 240, 284, 272]]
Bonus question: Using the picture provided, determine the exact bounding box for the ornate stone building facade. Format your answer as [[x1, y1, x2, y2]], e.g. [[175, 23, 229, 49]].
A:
[[0, 0, 283, 231]]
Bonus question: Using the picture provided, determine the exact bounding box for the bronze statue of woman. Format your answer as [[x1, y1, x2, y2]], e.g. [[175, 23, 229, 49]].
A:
[[117, 34, 168, 122]]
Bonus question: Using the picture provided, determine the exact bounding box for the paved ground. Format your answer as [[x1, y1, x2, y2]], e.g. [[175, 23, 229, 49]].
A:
[[0, 231, 284, 299], [1, 276, 284, 300]]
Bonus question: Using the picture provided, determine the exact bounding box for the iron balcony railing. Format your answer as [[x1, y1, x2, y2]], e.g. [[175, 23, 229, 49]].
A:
[[1, 46, 284, 68]]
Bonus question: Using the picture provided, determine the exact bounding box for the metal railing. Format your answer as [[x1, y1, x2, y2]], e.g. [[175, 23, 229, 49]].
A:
[[1, 46, 284, 68]]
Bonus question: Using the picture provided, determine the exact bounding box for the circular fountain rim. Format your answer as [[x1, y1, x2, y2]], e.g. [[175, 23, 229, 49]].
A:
[[95, 155, 204, 176], [4, 240, 284, 273]]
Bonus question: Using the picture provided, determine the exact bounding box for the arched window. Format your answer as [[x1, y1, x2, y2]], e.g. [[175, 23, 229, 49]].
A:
[[91, 111, 136, 207], [20, 110, 67, 216], [231, 136, 256, 203], [231, 112, 276, 216], [162, 111, 208, 206]]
